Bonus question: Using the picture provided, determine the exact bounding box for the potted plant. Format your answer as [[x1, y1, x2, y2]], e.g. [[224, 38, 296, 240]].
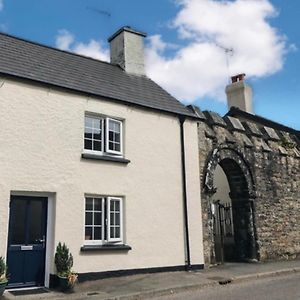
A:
[[54, 242, 77, 292], [0, 257, 8, 297]]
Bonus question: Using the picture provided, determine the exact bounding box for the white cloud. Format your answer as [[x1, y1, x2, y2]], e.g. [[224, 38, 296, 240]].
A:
[[55, 0, 288, 103], [146, 0, 288, 102], [55, 29, 109, 62], [73, 40, 109, 62], [55, 30, 75, 51]]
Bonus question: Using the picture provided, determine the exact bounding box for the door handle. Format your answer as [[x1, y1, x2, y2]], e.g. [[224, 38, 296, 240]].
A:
[[39, 235, 46, 248]]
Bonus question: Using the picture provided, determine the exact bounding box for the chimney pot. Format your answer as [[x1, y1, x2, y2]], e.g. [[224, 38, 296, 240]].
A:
[[231, 73, 246, 83], [226, 73, 253, 113]]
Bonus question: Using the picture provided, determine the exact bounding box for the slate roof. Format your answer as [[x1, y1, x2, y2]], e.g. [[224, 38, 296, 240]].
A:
[[0, 33, 196, 118], [226, 107, 300, 139]]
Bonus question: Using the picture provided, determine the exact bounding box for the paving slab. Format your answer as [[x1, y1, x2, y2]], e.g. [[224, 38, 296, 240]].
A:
[[3, 260, 300, 300]]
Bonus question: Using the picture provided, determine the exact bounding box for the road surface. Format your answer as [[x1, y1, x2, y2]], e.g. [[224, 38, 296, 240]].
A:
[[155, 272, 300, 300]]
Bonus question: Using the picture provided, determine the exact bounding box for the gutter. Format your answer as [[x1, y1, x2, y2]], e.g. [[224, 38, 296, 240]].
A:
[[179, 115, 191, 270]]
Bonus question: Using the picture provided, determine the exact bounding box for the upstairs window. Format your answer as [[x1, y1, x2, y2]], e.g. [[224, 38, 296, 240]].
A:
[[84, 115, 123, 156], [106, 118, 122, 154], [84, 116, 104, 152], [84, 196, 123, 245]]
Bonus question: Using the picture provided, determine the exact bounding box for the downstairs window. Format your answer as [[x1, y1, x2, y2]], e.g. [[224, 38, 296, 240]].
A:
[[84, 196, 123, 245]]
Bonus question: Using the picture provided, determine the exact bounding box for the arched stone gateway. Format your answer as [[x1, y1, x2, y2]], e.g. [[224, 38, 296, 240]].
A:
[[202, 145, 259, 264], [197, 108, 300, 266]]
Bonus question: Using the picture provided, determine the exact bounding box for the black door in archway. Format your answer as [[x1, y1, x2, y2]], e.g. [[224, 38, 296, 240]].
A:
[[7, 196, 47, 288], [214, 199, 255, 263]]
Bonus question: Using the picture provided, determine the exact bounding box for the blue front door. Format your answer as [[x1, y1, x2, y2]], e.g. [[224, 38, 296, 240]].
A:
[[7, 196, 48, 288]]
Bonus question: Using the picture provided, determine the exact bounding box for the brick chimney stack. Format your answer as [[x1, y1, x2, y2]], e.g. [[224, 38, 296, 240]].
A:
[[108, 26, 147, 76], [226, 73, 253, 113]]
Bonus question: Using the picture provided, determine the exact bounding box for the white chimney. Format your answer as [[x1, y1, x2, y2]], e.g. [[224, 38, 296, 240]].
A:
[[108, 26, 147, 76], [226, 74, 253, 113]]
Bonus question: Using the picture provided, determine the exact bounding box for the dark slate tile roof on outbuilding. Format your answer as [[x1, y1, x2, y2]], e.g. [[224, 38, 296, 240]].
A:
[[0, 33, 196, 118]]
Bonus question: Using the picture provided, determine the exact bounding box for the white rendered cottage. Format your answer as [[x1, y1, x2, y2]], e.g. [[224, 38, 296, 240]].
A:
[[0, 27, 204, 288]]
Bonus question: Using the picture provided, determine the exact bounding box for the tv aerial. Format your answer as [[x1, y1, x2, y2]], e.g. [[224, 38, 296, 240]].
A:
[[86, 6, 111, 17], [215, 43, 234, 83]]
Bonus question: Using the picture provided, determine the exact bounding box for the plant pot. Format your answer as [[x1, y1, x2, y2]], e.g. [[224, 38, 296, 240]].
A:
[[57, 275, 75, 293], [0, 280, 8, 297]]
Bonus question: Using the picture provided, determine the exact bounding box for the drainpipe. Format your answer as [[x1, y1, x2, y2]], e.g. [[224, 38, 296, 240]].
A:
[[179, 116, 191, 270]]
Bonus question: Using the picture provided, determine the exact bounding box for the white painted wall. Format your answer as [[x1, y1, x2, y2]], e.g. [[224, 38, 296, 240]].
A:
[[0, 77, 204, 280]]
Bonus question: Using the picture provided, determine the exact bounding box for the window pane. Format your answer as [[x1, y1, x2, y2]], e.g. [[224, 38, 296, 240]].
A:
[[115, 213, 120, 225], [94, 198, 102, 211], [109, 131, 114, 141], [109, 142, 114, 150], [85, 198, 93, 210], [115, 143, 121, 152], [115, 227, 120, 238], [84, 127, 93, 139], [94, 213, 102, 225], [93, 140, 102, 151], [93, 118, 101, 129], [85, 212, 92, 226], [110, 227, 115, 239], [85, 117, 93, 128], [94, 227, 102, 240], [115, 201, 120, 211], [85, 227, 92, 240], [110, 213, 114, 226], [109, 120, 114, 131], [84, 139, 92, 150], [114, 122, 120, 133], [93, 131, 102, 141], [110, 201, 114, 211], [115, 133, 120, 143]]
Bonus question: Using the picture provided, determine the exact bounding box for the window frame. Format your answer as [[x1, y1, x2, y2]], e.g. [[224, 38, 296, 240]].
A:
[[107, 197, 123, 243], [105, 118, 123, 156], [84, 115, 105, 155], [84, 197, 105, 246], [84, 196, 124, 246], [84, 114, 123, 157]]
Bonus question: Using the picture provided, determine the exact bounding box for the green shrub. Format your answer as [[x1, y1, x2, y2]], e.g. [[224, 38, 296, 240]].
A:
[[54, 242, 73, 277], [0, 257, 7, 283]]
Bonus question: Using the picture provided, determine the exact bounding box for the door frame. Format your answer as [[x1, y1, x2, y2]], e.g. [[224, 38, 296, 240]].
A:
[[8, 191, 55, 288]]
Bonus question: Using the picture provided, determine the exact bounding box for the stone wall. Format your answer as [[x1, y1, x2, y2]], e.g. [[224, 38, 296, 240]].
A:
[[195, 108, 300, 264]]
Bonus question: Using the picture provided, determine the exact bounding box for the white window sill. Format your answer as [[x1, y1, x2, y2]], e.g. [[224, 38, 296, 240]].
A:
[[81, 152, 130, 164]]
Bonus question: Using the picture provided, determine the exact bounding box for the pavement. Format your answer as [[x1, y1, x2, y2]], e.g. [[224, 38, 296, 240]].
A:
[[3, 259, 300, 300]]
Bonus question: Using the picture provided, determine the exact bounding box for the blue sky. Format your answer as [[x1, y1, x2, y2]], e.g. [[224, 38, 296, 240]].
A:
[[0, 0, 299, 129]]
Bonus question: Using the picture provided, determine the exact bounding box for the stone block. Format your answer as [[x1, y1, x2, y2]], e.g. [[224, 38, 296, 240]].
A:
[[243, 121, 263, 137], [203, 111, 227, 127], [224, 116, 245, 132]]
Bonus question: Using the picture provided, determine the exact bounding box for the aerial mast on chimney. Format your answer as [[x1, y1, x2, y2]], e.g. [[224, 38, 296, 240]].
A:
[[216, 43, 234, 83]]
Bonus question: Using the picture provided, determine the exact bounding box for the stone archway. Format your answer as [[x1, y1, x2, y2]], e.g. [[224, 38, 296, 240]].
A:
[[202, 145, 259, 264]]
